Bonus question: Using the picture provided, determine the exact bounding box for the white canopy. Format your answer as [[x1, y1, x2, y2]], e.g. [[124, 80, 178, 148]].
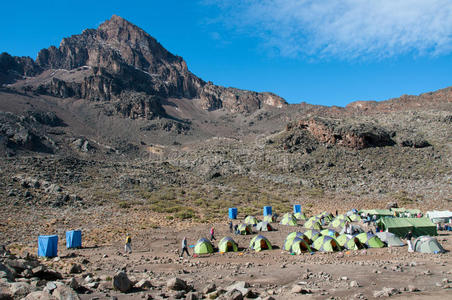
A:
[[426, 211, 452, 223]]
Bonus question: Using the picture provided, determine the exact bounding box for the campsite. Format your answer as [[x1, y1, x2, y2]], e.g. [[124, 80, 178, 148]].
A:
[[1, 204, 451, 300]]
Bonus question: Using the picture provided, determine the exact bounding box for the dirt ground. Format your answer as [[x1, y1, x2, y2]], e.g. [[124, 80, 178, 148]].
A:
[[1, 206, 451, 299]]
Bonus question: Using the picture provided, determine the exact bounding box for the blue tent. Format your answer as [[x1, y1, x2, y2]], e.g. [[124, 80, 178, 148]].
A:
[[38, 235, 58, 257], [66, 230, 82, 249]]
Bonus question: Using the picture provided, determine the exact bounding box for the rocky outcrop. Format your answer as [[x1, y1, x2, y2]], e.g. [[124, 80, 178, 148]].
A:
[[0, 52, 42, 84], [286, 117, 395, 150]]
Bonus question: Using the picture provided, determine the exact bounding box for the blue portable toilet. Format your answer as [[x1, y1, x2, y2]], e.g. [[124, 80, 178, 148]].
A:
[[66, 230, 82, 249], [38, 235, 58, 257], [263, 206, 272, 216], [228, 208, 238, 219], [293, 204, 301, 214]]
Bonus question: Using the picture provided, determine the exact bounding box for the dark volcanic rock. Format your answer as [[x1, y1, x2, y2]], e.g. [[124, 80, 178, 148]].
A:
[[0, 52, 42, 85]]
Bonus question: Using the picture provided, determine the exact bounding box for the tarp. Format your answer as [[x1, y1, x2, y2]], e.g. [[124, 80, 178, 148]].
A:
[[194, 238, 214, 254], [38, 235, 58, 257], [218, 237, 238, 253], [426, 210, 452, 223], [66, 230, 82, 249], [360, 209, 393, 217]]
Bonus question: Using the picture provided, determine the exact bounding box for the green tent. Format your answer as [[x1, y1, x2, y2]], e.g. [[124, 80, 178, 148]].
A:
[[335, 215, 351, 222], [320, 229, 339, 238], [290, 237, 313, 254], [263, 215, 276, 223], [330, 218, 346, 229], [249, 235, 272, 252], [256, 221, 274, 232], [375, 232, 404, 247], [406, 218, 437, 236], [360, 209, 393, 218], [355, 232, 385, 248], [377, 217, 414, 237], [218, 237, 238, 253], [312, 236, 342, 252], [244, 215, 258, 226], [237, 223, 252, 235], [303, 230, 321, 243], [294, 212, 307, 220], [280, 213, 298, 226], [336, 234, 363, 250], [194, 238, 214, 254], [413, 236, 445, 254], [348, 214, 361, 222], [304, 219, 322, 230], [283, 232, 309, 250], [378, 217, 436, 237]]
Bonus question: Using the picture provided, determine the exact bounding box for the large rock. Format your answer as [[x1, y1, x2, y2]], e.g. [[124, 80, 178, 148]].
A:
[[225, 282, 250, 298], [112, 271, 132, 293], [51, 282, 80, 300], [166, 277, 188, 291], [8, 282, 32, 297], [221, 289, 243, 300], [0, 263, 15, 281], [22, 291, 56, 300]]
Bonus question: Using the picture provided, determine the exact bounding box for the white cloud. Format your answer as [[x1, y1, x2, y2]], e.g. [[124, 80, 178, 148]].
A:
[[205, 0, 452, 59]]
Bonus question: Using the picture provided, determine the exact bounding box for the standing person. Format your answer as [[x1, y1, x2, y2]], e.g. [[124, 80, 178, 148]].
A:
[[210, 226, 216, 241], [180, 237, 190, 258], [335, 210, 338, 217], [233, 224, 238, 235], [229, 221, 233, 233], [404, 230, 413, 252], [124, 234, 132, 254]]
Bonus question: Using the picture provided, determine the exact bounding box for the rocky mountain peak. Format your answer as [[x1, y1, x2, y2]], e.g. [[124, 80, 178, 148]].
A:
[[3, 15, 287, 116]]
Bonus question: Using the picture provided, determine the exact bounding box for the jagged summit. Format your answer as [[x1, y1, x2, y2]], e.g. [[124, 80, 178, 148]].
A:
[[1, 15, 287, 116]]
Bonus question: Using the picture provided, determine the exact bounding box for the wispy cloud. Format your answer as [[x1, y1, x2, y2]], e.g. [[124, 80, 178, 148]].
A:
[[204, 0, 452, 60]]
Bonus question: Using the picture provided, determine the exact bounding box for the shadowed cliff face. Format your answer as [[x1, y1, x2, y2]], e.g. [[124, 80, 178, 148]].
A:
[[2, 15, 287, 116]]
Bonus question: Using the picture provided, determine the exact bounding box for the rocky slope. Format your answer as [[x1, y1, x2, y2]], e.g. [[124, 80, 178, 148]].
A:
[[1, 15, 287, 118]]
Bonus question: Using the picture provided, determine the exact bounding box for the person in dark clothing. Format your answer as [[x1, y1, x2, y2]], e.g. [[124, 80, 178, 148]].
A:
[[335, 210, 338, 216], [229, 221, 233, 233], [404, 231, 413, 252], [233, 224, 238, 234], [180, 237, 190, 258]]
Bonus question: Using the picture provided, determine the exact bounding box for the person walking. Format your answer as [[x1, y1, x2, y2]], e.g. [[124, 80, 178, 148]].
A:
[[210, 226, 216, 241], [404, 230, 413, 252], [229, 221, 233, 233], [180, 237, 190, 258], [124, 234, 132, 254]]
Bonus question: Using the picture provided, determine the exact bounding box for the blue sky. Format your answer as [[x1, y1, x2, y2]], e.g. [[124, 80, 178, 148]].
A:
[[2, 0, 452, 106]]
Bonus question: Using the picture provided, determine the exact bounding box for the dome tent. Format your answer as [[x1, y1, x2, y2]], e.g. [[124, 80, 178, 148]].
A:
[[256, 221, 274, 232], [263, 215, 277, 223], [413, 236, 445, 254], [355, 232, 385, 248], [320, 229, 339, 238], [312, 236, 342, 252], [376, 232, 405, 247], [336, 234, 363, 250], [244, 215, 259, 226], [194, 238, 214, 255], [330, 218, 346, 230], [280, 213, 298, 226], [218, 237, 238, 253], [249, 235, 272, 252], [283, 232, 310, 251], [304, 219, 322, 230], [290, 237, 313, 254], [294, 212, 307, 220], [237, 223, 252, 235], [303, 230, 321, 243]]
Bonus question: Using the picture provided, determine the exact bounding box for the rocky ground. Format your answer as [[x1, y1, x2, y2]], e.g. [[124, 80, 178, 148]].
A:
[[0, 206, 451, 300]]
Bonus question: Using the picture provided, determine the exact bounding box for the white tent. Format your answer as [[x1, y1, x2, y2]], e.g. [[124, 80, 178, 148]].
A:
[[426, 211, 452, 224]]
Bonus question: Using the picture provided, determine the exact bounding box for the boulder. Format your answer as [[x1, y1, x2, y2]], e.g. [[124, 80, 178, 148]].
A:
[[22, 291, 56, 300], [8, 282, 32, 297], [68, 264, 82, 274], [203, 283, 216, 294], [52, 282, 80, 300], [166, 277, 188, 291], [0, 263, 16, 281], [112, 271, 132, 293], [135, 279, 152, 289], [221, 289, 243, 300], [225, 282, 250, 297]]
